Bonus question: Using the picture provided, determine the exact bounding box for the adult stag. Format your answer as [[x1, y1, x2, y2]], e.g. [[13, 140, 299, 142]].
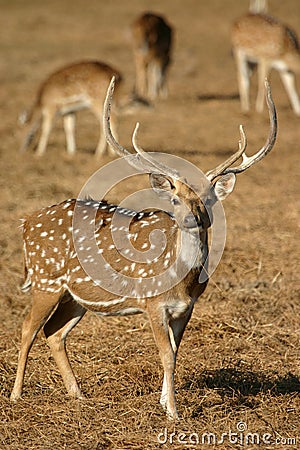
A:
[[11, 78, 277, 419]]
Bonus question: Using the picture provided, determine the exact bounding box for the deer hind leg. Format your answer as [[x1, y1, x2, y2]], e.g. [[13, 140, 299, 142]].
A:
[[35, 108, 55, 156], [10, 290, 61, 401], [256, 60, 270, 113], [63, 113, 76, 156], [278, 69, 300, 115], [234, 49, 251, 112], [19, 117, 41, 153], [43, 291, 86, 398]]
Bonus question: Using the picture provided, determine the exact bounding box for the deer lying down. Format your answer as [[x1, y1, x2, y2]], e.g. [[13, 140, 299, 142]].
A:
[[19, 61, 123, 157], [11, 78, 277, 419]]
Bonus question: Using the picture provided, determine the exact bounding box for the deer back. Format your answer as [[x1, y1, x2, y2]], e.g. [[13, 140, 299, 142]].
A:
[[232, 13, 300, 66], [22, 196, 209, 315], [131, 13, 173, 61], [37, 61, 123, 109]]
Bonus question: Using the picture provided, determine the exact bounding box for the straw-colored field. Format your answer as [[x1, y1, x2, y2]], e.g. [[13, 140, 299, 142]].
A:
[[0, 0, 299, 448]]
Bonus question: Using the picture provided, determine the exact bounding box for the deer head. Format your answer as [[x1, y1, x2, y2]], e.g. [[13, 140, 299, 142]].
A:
[[103, 77, 276, 239]]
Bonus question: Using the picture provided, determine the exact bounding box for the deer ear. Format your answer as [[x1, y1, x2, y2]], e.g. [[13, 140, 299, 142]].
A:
[[149, 173, 175, 199], [214, 173, 236, 200]]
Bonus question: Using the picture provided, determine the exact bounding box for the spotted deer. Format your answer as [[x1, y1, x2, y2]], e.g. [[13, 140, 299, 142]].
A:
[[20, 61, 123, 157], [231, 12, 300, 115], [131, 12, 173, 100], [11, 78, 277, 419]]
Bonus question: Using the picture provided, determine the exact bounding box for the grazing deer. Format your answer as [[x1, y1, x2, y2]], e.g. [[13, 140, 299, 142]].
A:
[[19, 61, 123, 157], [231, 13, 300, 115], [11, 78, 277, 420], [131, 12, 173, 100]]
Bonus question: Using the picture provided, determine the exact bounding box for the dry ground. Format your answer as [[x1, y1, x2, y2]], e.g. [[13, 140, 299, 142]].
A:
[[0, 0, 300, 448]]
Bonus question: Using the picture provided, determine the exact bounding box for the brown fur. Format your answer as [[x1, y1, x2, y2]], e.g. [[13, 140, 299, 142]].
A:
[[131, 12, 173, 99], [231, 13, 300, 114], [20, 61, 123, 156]]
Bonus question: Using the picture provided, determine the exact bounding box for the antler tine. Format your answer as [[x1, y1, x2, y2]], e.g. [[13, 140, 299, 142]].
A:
[[103, 78, 154, 173], [103, 77, 184, 180], [132, 122, 180, 179], [207, 80, 277, 181], [206, 125, 247, 181], [220, 79, 277, 176]]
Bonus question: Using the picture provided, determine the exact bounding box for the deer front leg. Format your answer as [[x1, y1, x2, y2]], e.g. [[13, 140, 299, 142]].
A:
[[234, 48, 251, 112], [134, 51, 148, 98], [147, 304, 178, 420], [256, 60, 270, 113], [63, 113, 76, 156], [35, 109, 55, 156], [159, 58, 170, 99], [160, 307, 194, 412], [147, 61, 160, 100]]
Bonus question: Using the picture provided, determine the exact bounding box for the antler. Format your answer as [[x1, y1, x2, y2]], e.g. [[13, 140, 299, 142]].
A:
[[132, 122, 180, 179], [206, 80, 277, 182], [104, 78, 277, 183], [103, 77, 180, 178], [205, 125, 247, 181], [103, 77, 148, 173]]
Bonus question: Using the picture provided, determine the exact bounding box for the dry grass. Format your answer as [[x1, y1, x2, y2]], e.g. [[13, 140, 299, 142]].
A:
[[0, 0, 300, 448]]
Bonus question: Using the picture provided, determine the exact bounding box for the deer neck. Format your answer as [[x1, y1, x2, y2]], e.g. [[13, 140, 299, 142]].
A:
[[176, 228, 208, 271], [173, 228, 209, 301]]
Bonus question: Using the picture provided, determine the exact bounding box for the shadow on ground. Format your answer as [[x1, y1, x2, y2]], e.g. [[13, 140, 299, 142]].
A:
[[185, 368, 300, 396]]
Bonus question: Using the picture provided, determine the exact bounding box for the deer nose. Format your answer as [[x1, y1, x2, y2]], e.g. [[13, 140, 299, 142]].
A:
[[183, 214, 197, 229]]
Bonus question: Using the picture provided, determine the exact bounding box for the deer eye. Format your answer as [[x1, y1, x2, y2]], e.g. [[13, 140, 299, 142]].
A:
[[171, 197, 180, 206]]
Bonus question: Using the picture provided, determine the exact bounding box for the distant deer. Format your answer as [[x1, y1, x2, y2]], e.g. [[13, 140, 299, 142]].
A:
[[11, 78, 277, 420], [131, 12, 173, 100], [249, 0, 268, 14], [19, 61, 123, 157], [231, 12, 300, 115]]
